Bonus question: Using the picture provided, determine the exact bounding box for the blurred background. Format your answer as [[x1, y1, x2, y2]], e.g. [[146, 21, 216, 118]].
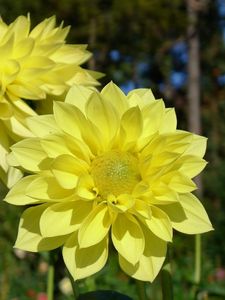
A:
[[0, 0, 225, 299]]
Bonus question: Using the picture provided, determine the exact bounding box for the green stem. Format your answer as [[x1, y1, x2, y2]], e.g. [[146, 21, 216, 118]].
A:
[[136, 280, 147, 300], [194, 234, 201, 284], [67, 269, 79, 299], [161, 255, 173, 300], [47, 261, 54, 300]]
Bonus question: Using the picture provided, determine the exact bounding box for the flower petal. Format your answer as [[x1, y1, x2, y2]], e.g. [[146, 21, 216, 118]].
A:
[[53, 101, 103, 155], [15, 204, 68, 252], [26, 115, 59, 137], [159, 108, 177, 133], [9, 138, 46, 172], [128, 88, 156, 108], [40, 134, 73, 157], [78, 203, 111, 248], [175, 155, 207, 178], [76, 174, 97, 200], [119, 107, 143, 151], [85, 92, 119, 146], [65, 84, 94, 113], [25, 175, 74, 200], [161, 171, 196, 193], [101, 82, 128, 116], [63, 231, 108, 280], [4, 175, 41, 205], [119, 225, 167, 282], [141, 206, 173, 242], [185, 135, 207, 158], [53, 101, 84, 139], [40, 200, 93, 237], [162, 193, 213, 234], [112, 213, 144, 265], [51, 154, 88, 189], [141, 100, 165, 136]]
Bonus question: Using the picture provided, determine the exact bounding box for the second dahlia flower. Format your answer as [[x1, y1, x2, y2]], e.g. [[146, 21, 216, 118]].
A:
[[5, 82, 213, 281], [0, 15, 101, 187]]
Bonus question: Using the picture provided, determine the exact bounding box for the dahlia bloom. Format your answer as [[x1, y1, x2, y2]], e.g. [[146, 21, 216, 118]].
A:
[[5, 83, 213, 281], [0, 15, 100, 187]]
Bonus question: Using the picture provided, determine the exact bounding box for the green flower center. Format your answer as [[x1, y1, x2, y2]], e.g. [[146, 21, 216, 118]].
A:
[[91, 150, 141, 197]]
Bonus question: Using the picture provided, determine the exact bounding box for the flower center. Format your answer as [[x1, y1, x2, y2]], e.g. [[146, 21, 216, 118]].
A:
[[91, 150, 141, 197]]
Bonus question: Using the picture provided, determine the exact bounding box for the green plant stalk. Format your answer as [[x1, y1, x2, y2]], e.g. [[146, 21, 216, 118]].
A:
[[67, 268, 79, 300], [136, 280, 148, 300], [194, 234, 201, 284], [47, 263, 54, 300], [161, 256, 173, 300]]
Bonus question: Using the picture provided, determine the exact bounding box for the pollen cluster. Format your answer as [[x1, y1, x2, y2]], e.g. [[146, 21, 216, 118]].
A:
[[91, 150, 141, 197]]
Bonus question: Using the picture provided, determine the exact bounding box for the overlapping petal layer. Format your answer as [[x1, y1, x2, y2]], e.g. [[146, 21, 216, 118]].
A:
[[0, 15, 101, 187], [5, 82, 213, 281]]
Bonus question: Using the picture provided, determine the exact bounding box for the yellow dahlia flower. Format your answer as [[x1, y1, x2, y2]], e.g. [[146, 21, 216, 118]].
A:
[[4, 83, 213, 281], [0, 15, 100, 187]]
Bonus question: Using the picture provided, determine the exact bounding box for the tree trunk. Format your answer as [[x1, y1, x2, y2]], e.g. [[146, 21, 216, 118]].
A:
[[187, 0, 203, 288], [187, 0, 202, 191], [88, 17, 97, 70]]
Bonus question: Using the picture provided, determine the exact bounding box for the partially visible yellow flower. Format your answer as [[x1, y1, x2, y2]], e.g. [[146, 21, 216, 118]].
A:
[[5, 83, 213, 282], [0, 15, 101, 187]]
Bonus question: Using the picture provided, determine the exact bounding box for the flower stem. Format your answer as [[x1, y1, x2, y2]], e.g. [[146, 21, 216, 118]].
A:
[[47, 258, 54, 300], [136, 280, 147, 300], [161, 254, 173, 300], [194, 234, 201, 284], [67, 268, 79, 299]]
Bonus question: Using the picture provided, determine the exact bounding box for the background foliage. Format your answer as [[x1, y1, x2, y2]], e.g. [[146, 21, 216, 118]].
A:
[[0, 0, 225, 299]]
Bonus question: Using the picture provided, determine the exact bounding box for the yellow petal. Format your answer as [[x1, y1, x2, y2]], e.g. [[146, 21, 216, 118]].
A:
[[15, 204, 68, 252], [134, 199, 152, 219], [65, 84, 94, 113], [8, 82, 46, 99], [76, 174, 97, 200], [63, 231, 108, 280], [53, 101, 103, 154], [119, 225, 167, 282], [8, 16, 30, 41], [0, 35, 14, 59], [53, 101, 84, 139], [13, 38, 34, 58], [174, 155, 207, 178], [162, 193, 213, 234], [151, 183, 179, 204], [51, 154, 88, 189], [141, 100, 165, 136], [12, 98, 36, 117], [78, 203, 111, 248], [25, 175, 73, 200], [26, 115, 58, 137], [40, 135, 73, 158], [41, 133, 91, 163], [161, 171, 196, 193], [40, 200, 93, 237], [6, 166, 23, 188], [119, 106, 143, 151], [29, 16, 56, 39], [128, 88, 156, 108], [101, 81, 128, 116], [4, 175, 41, 205], [112, 213, 144, 265], [10, 138, 46, 172], [185, 135, 207, 158], [0, 99, 13, 118], [141, 206, 173, 242], [159, 108, 177, 133], [5, 116, 34, 138], [86, 92, 119, 146]]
